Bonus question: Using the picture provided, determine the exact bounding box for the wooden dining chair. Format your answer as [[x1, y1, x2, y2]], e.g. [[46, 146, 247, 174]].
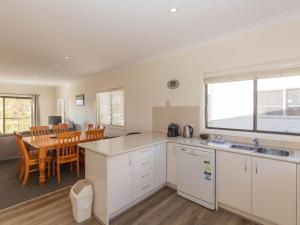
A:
[[15, 133, 53, 186], [80, 129, 105, 164], [53, 123, 69, 134], [87, 124, 95, 131], [87, 124, 105, 131], [53, 131, 81, 184], [85, 129, 105, 141], [30, 126, 50, 137], [14, 132, 23, 179]]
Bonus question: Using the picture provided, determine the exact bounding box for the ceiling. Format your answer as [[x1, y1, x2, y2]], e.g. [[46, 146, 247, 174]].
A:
[[0, 0, 300, 85]]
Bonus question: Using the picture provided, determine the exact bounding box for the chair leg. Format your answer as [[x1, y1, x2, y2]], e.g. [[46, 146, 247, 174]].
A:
[[70, 162, 73, 171], [76, 159, 80, 178], [57, 164, 61, 184], [17, 158, 21, 176], [48, 161, 51, 177], [22, 165, 29, 186], [52, 161, 55, 176], [19, 163, 25, 180]]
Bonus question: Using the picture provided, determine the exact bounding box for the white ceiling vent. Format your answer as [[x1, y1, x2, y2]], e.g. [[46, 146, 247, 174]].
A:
[[167, 79, 180, 89]]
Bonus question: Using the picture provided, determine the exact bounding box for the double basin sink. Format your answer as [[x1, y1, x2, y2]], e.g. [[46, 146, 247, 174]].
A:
[[230, 144, 293, 157]]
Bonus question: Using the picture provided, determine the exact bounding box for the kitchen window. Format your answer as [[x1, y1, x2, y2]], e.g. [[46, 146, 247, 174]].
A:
[[0, 96, 32, 135], [205, 74, 300, 135], [96, 89, 125, 127]]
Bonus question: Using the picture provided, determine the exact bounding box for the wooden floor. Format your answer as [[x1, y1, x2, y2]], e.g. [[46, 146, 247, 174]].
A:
[[0, 187, 257, 225]]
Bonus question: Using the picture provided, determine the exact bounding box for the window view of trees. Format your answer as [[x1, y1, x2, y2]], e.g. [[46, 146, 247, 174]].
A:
[[0, 97, 32, 134]]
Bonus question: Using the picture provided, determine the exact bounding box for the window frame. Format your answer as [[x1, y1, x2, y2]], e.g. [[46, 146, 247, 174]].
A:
[[0, 96, 33, 135], [96, 88, 125, 128], [205, 78, 300, 136], [57, 98, 65, 123]]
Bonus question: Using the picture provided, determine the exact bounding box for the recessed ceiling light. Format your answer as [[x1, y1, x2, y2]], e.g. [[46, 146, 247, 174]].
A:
[[54, 63, 59, 67], [65, 56, 70, 60], [170, 8, 177, 13]]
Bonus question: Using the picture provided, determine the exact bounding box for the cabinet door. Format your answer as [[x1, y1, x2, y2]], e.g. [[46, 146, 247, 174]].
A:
[[167, 142, 177, 186], [156, 143, 167, 187], [252, 157, 296, 225], [108, 153, 133, 214], [217, 151, 251, 214]]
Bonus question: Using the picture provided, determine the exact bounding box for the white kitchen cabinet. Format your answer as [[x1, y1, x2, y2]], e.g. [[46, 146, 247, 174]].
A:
[[217, 151, 252, 214], [167, 142, 177, 186], [108, 153, 133, 214], [252, 157, 296, 225], [155, 143, 167, 187]]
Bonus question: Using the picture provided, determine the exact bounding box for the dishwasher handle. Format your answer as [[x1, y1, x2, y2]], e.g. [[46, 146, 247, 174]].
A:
[[179, 147, 206, 157]]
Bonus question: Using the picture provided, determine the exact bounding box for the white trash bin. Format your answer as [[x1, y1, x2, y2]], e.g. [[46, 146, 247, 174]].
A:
[[70, 179, 93, 223]]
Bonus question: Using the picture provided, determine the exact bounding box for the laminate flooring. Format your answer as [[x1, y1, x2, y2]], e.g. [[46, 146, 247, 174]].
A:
[[0, 187, 258, 225]]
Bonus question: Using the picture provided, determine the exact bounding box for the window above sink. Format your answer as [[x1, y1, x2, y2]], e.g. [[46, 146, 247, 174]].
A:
[[205, 74, 300, 135]]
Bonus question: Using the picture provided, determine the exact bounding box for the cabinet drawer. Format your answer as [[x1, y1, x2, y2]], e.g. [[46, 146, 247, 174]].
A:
[[133, 155, 155, 174], [133, 168, 155, 188], [132, 146, 155, 162], [133, 175, 155, 200]]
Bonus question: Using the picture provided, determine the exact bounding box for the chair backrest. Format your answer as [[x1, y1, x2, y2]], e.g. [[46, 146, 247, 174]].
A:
[[57, 131, 81, 160], [85, 129, 104, 141], [30, 126, 49, 137], [87, 124, 95, 131], [53, 123, 69, 134], [15, 133, 29, 162], [88, 123, 105, 131]]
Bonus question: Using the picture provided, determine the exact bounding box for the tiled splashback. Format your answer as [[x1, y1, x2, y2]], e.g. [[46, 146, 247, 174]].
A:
[[152, 106, 201, 136]]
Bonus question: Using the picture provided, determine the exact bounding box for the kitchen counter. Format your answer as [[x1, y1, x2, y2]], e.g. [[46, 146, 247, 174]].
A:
[[79, 132, 167, 157], [79, 132, 300, 163], [168, 136, 300, 164]]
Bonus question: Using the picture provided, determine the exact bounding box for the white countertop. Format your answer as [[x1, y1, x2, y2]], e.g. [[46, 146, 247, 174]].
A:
[[79, 132, 300, 163], [79, 132, 167, 157], [168, 136, 300, 164]]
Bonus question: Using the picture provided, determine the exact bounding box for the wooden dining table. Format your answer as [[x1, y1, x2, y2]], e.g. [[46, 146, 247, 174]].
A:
[[23, 132, 88, 186]]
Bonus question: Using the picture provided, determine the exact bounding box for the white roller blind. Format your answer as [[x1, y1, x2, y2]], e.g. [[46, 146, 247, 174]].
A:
[[97, 89, 124, 127], [111, 90, 124, 126], [204, 66, 300, 84]]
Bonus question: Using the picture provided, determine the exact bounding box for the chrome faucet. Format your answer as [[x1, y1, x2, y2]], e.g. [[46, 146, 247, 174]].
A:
[[252, 138, 259, 149]]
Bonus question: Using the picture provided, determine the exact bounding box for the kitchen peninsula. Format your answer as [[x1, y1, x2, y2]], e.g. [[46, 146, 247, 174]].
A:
[[79, 132, 168, 225]]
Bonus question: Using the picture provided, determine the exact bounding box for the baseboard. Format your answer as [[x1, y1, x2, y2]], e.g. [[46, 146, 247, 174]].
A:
[[166, 182, 177, 189], [218, 203, 276, 225]]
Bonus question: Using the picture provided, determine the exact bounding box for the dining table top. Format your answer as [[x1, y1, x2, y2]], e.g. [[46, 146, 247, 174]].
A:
[[23, 132, 88, 149]]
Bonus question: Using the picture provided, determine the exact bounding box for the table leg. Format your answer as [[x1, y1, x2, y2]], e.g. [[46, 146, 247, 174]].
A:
[[39, 147, 46, 186]]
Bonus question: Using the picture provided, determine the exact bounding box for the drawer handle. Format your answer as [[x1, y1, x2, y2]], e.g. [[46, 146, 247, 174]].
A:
[[141, 184, 149, 190], [141, 161, 149, 166], [141, 173, 149, 178]]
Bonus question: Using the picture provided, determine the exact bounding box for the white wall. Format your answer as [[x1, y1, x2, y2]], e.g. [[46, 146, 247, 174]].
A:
[[56, 18, 300, 140]]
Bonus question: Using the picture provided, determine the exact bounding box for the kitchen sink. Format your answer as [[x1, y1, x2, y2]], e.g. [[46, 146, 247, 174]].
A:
[[256, 148, 291, 157], [230, 144, 255, 151], [230, 144, 293, 157]]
